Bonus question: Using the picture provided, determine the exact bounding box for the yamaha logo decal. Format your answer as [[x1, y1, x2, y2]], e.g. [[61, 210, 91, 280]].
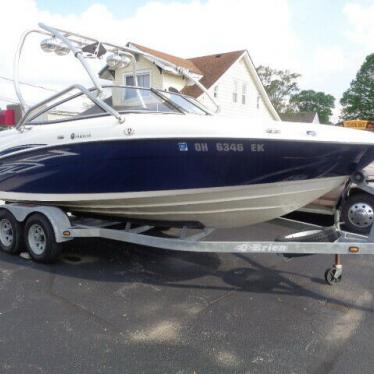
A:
[[70, 132, 91, 140]]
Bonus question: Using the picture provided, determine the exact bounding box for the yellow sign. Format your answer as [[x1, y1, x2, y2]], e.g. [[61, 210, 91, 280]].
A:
[[343, 120, 368, 129]]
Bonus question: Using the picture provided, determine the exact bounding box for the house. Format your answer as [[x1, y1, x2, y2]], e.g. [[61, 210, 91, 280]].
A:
[[280, 112, 320, 124], [100, 44, 280, 121]]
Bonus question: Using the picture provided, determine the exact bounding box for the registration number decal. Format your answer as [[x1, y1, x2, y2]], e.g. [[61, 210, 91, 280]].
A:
[[216, 143, 244, 152], [190, 142, 264, 153]]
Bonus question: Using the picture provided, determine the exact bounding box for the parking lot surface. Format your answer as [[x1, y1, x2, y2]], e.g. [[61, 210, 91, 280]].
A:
[[1, 215, 374, 374]]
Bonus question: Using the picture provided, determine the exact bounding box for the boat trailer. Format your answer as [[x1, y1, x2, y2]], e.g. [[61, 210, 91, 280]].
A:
[[1, 172, 374, 286]]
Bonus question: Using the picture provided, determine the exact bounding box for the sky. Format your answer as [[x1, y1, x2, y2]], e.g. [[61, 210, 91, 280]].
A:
[[0, 0, 373, 120]]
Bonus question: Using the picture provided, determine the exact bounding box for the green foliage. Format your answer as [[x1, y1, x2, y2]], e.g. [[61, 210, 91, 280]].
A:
[[256, 65, 300, 113], [257, 65, 335, 123], [340, 53, 374, 120], [290, 90, 335, 124]]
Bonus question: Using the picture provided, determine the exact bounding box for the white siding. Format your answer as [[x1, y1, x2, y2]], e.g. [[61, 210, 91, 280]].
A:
[[162, 73, 186, 92], [114, 56, 163, 89], [198, 58, 275, 121], [114, 53, 277, 120]]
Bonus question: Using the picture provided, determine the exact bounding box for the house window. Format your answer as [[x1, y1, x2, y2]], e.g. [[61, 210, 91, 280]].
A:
[[233, 81, 238, 103], [125, 72, 151, 88], [242, 83, 247, 105], [214, 85, 219, 98]]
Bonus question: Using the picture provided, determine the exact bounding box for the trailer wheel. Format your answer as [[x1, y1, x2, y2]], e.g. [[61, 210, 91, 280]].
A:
[[325, 267, 342, 285], [340, 193, 374, 234], [0, 210, 24, 254], [24, 213, 62, 263]]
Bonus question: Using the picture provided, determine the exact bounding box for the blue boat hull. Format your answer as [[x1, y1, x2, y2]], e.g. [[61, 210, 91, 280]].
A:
[[0, 138, 371, 194]]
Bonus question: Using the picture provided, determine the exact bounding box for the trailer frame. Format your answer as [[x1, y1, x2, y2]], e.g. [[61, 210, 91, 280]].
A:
[[1, 172, 374, 285]]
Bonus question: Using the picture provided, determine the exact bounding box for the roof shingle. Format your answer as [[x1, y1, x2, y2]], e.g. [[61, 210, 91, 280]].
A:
[[182, 50, 245, 98], [128, 42, 202, 75], [128, 43, 245, 98]]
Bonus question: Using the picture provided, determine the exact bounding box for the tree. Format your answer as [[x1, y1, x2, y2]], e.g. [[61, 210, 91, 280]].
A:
[[290, 90, 335, 124], [340, 53, 374, 120], [256, 65, 300, 113]]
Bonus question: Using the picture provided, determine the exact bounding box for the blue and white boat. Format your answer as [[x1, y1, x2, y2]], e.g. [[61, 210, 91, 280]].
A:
[[1, 24, 374, 228]]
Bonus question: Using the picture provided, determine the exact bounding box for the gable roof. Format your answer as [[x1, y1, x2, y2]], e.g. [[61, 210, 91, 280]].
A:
[[128, 42, 202, 75], [280, 112, 319, 123], [181, 50, 245, 98], [101, 42, 280, 121]]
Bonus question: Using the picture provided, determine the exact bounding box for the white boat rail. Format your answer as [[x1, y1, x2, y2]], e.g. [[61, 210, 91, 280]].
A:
[[16, 83, 125, 130]]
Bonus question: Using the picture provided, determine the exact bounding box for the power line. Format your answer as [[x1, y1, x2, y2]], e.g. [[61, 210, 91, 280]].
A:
[[0, 75, 58, 93]]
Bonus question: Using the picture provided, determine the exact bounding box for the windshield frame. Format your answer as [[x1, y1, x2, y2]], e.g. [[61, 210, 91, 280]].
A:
[[25, 85, 210, 125], [152, 89, 211, 116]]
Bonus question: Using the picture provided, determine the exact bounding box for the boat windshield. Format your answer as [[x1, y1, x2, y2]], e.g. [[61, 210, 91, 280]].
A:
[[159, 91, 208, 115], [28, 86, 208, 124]]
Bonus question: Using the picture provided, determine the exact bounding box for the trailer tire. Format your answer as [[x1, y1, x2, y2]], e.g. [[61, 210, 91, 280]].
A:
[[24, 213, 62, 263], [325, 267, 342, 285], [340, 193, 374, 234], [0, 209, 24, 254], [276, 227, 340, 243]]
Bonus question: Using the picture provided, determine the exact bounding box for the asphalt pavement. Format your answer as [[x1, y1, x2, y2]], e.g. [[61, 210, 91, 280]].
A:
[[0, 213, 374, 374]]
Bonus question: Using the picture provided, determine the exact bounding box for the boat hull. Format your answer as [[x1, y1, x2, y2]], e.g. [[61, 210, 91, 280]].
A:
[[0, 138, 370, 192], [0, 135, 372, 228], [0, 176, 345, 228]]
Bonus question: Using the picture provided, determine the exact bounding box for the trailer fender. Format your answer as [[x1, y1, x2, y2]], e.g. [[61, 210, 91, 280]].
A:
[[1, 204, 72, 243]]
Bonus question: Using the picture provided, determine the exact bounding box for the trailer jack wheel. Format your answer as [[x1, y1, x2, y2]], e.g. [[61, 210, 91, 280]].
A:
[[324, 266, 342, 285]]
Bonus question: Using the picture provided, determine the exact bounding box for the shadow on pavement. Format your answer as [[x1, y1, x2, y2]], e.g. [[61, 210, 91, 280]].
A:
[[0, 236, 373, 315]]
